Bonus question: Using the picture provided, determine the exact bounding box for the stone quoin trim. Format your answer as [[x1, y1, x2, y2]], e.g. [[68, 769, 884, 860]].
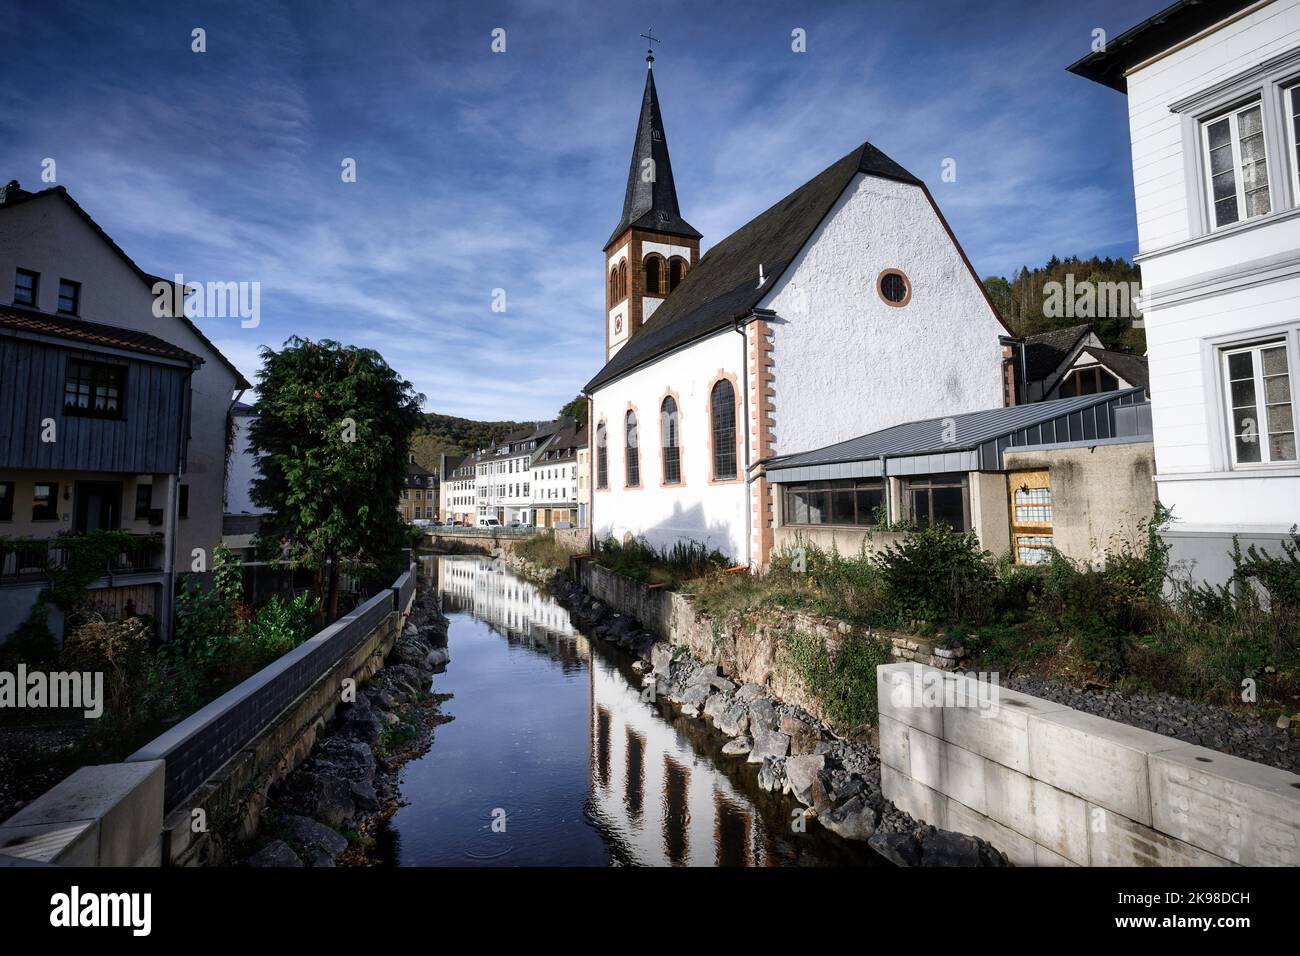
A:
[[706, 368, 744, 486], [747, 319, 776, 565], [623, 400, 642, 489], [658, 386, 685, 487], [876, 268, 912, 307]]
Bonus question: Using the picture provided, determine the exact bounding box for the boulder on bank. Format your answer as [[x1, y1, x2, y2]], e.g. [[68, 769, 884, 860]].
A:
[[246, 839, 304, 867]]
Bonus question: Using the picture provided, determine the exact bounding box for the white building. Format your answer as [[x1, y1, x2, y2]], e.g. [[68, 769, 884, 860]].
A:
[[1070, 0, 1300, 583], [440, 452, 477, 526], [531, 421, 584, 528], [584, 55, 1015, 566]]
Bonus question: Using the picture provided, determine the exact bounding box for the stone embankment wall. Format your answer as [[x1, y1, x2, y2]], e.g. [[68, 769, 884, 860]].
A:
[[878, 662, 1300, 867], [424, 527, 590, 557], [573, 558, 966, 727]]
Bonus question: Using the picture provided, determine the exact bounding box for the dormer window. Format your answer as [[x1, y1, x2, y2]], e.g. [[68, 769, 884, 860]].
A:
[[1202, 101, 1270, 229]]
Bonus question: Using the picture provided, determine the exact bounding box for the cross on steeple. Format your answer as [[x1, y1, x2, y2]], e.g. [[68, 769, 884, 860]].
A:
[[641, 28, 659, 66]]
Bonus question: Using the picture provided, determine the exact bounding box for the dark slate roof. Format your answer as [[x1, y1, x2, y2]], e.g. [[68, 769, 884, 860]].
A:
[[0, 304, 205, 365], [768, 388, 1148, 472], [1023, 323, 1093, 381], [1067, 0, 1257, 92], [1083, 346, 1150, 389], [585, 140, 921, 393], [0, 183, 253, 389], [605, 65, 700, 248]]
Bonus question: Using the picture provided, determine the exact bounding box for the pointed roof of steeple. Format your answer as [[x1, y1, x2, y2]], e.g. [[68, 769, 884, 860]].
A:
[[606, 62, 700, 249]]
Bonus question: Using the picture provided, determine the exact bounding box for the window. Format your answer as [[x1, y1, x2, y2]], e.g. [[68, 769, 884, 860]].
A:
[[1059, 365, 1119, 397], [878, 269, 911, 306], [1015, 535, 1054, 565], [644, 255, 662, 296], [1202, 102, 1270, 229], [64, 360, 125, 418], [1013, 485, 1052, 524], [610, 267, 620, 304], [135, 483, 153, 519], [1222, 341, 1296, 465], [661, 396, 681, 484], [596, 422, 608, 489], [668, 256, 688, 292], [14, 268, 38, 307], [58, 279, 81, 315], [782, 480, 884, 526], [710, 379, 737, 480], [618, 261, 628, 302], [32, 482, 58, 521], [0, 481, 12, 521], [178, 484, 190, 518], [625, 410, 640, 487], [905, 474, 969, 530], [1289, 84, 1300, 204]]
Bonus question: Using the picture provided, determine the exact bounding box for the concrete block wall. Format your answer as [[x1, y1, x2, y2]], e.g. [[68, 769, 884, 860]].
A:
[[878, 662, 1300, 866]]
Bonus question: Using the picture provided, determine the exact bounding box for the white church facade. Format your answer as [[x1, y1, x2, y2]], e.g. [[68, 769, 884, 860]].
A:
[[585, 54, 1017, 567]]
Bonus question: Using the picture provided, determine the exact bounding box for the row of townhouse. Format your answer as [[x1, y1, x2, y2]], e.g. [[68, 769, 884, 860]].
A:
[[0, 180, 250, 642], [438, 417, 589, 529]]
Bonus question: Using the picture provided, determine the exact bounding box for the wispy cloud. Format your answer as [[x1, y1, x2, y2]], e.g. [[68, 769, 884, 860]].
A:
[[1, 0, 1148, 419]]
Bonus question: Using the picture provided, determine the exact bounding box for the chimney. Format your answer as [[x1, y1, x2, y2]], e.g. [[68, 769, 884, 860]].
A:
[[0, 180, 29, 205]]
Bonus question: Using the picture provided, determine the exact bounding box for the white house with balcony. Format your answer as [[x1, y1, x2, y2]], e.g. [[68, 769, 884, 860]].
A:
[[1070, 0, 1300, 583]]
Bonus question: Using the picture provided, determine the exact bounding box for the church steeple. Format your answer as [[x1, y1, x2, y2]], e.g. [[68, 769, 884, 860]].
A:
[[603, 46, 701, 361], [605, 57, 700, 250]]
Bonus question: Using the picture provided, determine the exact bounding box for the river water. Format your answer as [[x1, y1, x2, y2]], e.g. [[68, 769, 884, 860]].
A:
[[380, 554, 882, 867]]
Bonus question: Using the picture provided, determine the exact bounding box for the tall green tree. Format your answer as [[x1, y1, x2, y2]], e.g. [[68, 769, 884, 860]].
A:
[[558, 394, 589, 428], [249, 337, 425, 621]]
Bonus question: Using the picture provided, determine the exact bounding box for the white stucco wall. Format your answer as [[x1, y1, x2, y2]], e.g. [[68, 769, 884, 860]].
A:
[[590, 330, 749, 562], [760, 172, 1007, 457], [224, 408, 265, 515], [0, 195, 244, 562], [1119, 2, 1300, 547]]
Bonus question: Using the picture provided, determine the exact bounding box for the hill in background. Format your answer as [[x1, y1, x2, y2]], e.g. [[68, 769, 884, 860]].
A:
[[410, 412, 527, 472]]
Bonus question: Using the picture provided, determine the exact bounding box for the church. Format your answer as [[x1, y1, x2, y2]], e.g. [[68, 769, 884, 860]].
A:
[[583, 50, 1016, 568]]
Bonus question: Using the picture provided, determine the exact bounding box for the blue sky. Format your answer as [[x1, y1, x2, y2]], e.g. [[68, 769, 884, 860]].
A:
[[1, 0, 1156, 420]]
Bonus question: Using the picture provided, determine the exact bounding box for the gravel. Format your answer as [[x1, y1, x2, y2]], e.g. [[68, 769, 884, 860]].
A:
[[1003, 675, 1300, 773]]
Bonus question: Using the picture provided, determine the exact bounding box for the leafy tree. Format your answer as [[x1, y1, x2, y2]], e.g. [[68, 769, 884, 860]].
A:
[[249, 337, 425, 620], [558, 394, 589, 428]]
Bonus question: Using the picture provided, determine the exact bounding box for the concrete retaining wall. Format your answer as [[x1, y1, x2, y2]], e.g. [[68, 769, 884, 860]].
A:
[[877, 662, 1300, 866]]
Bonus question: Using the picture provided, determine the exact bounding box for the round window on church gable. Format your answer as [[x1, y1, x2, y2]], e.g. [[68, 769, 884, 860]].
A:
[[877, 269, 911, 307]]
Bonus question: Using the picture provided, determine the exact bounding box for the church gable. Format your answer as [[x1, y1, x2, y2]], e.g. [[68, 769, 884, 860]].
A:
[[758, 170, 1011, 456]]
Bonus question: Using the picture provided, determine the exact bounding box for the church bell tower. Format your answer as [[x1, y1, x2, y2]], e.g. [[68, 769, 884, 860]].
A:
[[604, 39, 701, 361]]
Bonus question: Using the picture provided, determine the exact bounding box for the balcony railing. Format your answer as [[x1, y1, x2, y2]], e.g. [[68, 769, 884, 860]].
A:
[[0, 532, 166, 585]]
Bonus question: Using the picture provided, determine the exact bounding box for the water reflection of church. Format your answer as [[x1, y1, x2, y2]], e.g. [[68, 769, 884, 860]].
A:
[[428, 555, 772, 866]]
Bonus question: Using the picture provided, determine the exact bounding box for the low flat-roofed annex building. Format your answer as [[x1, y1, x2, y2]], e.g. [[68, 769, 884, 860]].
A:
[[765, 389, 1155, 568]]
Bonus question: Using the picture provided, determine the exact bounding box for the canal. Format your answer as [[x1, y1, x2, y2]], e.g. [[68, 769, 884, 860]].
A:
[[380, 554, 883, 866]]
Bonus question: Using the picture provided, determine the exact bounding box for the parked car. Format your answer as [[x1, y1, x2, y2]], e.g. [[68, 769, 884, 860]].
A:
[[478, 518, 501, 528]]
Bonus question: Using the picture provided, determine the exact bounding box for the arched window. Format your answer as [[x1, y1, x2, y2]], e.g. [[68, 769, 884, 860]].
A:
[[618, 261, 628, 302], [668, 256, 688, 291], [625, 409, 640, 487], [644, 255, 663, 296], [596, 422, 608, 489], [609, 267, 619, 305], [710, 379, 737, 480], [661, 396, 681, 484]]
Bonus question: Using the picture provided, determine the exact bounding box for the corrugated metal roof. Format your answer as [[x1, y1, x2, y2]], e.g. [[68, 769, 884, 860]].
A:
[[767, 388, 1148, 474]]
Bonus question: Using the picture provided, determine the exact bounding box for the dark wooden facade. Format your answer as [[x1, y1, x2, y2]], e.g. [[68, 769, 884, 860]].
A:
[[0, 333, 192, 474]]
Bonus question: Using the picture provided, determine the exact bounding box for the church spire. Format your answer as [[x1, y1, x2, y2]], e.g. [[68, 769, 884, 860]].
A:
[[605, 50, 700, 250]]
